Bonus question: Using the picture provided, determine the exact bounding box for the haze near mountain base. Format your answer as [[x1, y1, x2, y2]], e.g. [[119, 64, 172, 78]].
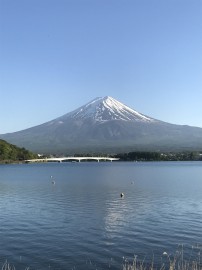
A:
[[1, 96, 202, 154]]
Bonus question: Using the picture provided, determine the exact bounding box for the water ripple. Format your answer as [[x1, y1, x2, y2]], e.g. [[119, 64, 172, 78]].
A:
[[0, 162, 202, 269]]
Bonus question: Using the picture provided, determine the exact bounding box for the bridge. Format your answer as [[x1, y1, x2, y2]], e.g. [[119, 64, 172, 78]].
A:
[[26, 156, 120, 163]]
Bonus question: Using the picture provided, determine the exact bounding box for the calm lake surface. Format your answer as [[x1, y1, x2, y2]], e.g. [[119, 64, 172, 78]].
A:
[[0, 162, 201, 269]]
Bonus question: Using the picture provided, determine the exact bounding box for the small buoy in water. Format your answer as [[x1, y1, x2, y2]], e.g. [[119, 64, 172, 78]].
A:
[[120, 193, 124, 198], [50, 175, 53, 178], [52, 180, 55, 185]]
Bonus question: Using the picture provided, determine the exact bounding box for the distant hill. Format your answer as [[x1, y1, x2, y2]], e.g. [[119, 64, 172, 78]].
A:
[[0, 139, 37, 162], [1, 96, 202, 154]]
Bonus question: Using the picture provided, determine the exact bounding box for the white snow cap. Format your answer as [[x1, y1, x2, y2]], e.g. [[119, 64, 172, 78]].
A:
[[70, 96, 155, 122]]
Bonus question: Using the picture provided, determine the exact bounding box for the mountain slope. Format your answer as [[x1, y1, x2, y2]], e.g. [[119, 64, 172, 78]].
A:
[[1, 96, 202, 154]]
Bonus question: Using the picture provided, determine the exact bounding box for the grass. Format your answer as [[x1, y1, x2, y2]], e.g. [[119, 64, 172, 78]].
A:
[[1, 261, 29, 270], [1, 245, 201, 270], [122, 245, 202, 270]]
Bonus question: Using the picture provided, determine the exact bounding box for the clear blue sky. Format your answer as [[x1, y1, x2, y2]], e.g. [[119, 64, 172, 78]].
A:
[[0, 0, 202, 133]]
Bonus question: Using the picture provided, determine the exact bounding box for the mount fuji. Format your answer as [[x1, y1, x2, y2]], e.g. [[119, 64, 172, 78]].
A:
[[1, 96, 202, 154]]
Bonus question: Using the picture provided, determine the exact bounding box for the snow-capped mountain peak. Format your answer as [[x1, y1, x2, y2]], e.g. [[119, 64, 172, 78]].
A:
[[67, 96, 155, 122]]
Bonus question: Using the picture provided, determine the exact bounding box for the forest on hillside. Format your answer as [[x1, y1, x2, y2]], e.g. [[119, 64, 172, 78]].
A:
[[0, 139, 37, 162]]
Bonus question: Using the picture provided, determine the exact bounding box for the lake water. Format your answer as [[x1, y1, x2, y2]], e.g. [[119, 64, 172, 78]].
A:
[[0, 162, 201, 270]]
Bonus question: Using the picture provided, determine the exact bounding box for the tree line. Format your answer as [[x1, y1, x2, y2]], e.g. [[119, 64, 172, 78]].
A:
[[113, 151, 202, 161]]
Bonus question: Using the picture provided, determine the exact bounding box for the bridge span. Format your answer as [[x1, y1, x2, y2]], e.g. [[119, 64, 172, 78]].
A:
[[26, 156, 120, 163]]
